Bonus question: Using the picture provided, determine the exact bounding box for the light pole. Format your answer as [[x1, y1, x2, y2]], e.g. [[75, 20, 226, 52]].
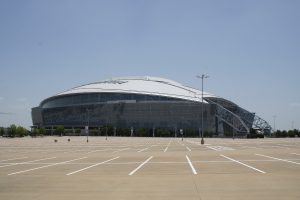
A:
[[273, 115, 276, 132], [105, 125, 108, 140], [196, 74, 209, 145], [86, 109, 90, 143]]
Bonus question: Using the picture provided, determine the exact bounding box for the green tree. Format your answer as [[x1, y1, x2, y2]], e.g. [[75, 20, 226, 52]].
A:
[[204, 131, 213, 138], [117, 128, 130, 136], [185, 129, 197, 137], [282, 130, 288, 137], [274, 130, 281, 138], [31, 128, 39, 137], [275, 130, 288, 138], [106, 125, 113, 136], [16, 126, 27, 137], [39, 128, 46, 136], [8, 124, 17, 137], [75, 128, 81, 135], [156, 128, 171, 137], [99, 127, 106, 136], [90, 129, 99, 136], [55, 126, 65, 136], [136, 128, 148, 137], [294, 129, 299, 137], [0, 127, 5, 136]]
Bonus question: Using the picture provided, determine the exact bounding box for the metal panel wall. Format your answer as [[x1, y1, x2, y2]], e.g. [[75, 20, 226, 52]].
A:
[[40, 102, 216, 132]]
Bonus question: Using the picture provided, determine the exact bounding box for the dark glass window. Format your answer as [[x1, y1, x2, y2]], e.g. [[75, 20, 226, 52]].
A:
[[41, 93, 186, 108]]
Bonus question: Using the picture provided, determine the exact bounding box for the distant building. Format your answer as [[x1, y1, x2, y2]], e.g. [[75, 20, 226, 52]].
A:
[[31, 76, 271, 136]]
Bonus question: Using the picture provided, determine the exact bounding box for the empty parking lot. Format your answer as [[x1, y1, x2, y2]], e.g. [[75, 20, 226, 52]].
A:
[[0, 137, 299, 200]]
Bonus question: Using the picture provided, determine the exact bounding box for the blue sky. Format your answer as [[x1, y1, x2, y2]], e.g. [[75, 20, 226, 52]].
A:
[[0, 0, 299, 130]]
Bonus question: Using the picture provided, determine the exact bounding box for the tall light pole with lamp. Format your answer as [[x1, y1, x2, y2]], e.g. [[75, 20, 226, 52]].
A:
[[86, 108, 90, 143], [273, 115, 276, 133], [196, 74, 209, 145]]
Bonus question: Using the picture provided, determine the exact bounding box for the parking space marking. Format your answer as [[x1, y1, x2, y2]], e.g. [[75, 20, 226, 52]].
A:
[[163, 140, 172, 152], [177, 141, 185, 146], [8, 157, 88, 176], [85, 149, 110, 154], [186, 146, 192, 152], [0, 157, 28, 162], [112, 148, 130, 154], [220, 155, 266, 174], [0, 157, 56, 168], [207, 146, 235, 151], [66, 157, 120, 175], [262, 145, 289, 149], [138, 148, 148, 153], [3, 158, 300, 167], [186, 155, 197, 175], [256, 154, 300, 165], [186, 140, 212, 146], [129, 156, 153, 175], [281, 144, 299, 147], [291, 153, 300, 156], [241, 145, 260, 149], [276, 144, 297, 148]]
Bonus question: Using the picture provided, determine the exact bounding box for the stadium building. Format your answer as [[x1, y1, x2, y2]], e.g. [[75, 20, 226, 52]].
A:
[[31, 76, 271, 137]]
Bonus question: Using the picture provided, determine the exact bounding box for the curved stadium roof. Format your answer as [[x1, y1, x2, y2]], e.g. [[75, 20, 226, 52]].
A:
[[53, 76, 217, 103]]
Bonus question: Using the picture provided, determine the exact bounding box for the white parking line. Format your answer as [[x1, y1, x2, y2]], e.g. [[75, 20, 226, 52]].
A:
[[186, 146, 192, 152], [262, 145, 289, 149], [177, 141, 185, 146], [8, 157, 88, 176], [220, 155, 266, 174], [241, 146, 260, 149], [129, 156, 153, 175], [163, 146, 169, 152], [66, 157, 120, 175], [138, 148, 148, 153], [186, 155, 197, 174], [256, 154, 300, 165], [3, 158, 300, 166], [85, 149, 110, 154], [207, 146, 235, 151], [0, 157, 56, 168], [186, 140, 211, 146], [0, 157, 28, 162], [112, 148, 130, 154], [276, 144, 293, 148], [163, 140, 172, 152], [291, 153, 300, 156]]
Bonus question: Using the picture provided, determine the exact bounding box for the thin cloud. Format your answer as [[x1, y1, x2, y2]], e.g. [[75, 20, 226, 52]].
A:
[[0, 112, 15, 115], [289, 102, 300, 107], [16, 97, 28, 102]]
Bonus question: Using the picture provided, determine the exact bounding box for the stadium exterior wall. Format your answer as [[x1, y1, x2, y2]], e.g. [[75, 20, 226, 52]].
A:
[[37, 101, 215, 131], [31, 77, 255, 137]]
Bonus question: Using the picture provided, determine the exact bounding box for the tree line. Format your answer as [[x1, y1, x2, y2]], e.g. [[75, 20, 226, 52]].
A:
[[0, 124, 28, 137], [0, 124, 299, 138], [273, 129, 299, 138], [0, 125, 213, 138]]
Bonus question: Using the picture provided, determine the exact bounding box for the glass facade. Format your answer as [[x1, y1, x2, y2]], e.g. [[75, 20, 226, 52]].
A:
[[206, 97, 255, 129], [41, 101, 215, 131], [41, 93, 185, 108], [32, 92, 255, 136]]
